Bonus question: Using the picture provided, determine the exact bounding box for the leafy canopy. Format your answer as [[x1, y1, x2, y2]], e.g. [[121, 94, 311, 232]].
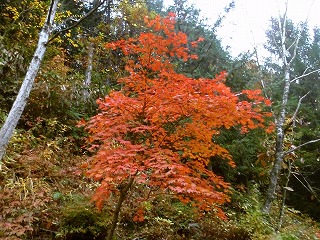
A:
[[83, 13, 272, 217]]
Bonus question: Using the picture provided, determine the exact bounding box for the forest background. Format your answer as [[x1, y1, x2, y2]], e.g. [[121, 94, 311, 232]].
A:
[[0, 0, 320, 239]]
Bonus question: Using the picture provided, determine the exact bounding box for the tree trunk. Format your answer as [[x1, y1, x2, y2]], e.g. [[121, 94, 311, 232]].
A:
[[83, 41, 94, 100], [277, 159, 292, 232], [262, 0, 319, 218], [107, 177, 135, 240], [0, 0, 60, 162], [263, 69, 291, 213], [263, 3, 293, 213]]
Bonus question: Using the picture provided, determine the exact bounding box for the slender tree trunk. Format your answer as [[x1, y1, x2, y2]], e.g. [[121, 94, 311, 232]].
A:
[[276, 93, 305, 229], [263, 2, 293, 213], [106, 177, 135, 240], [0, 0, 59, 162], [263, 68, 291, 213], [262, 0, 319, 217], [277, 160, 292, 232], [83, 41, 94, 100]]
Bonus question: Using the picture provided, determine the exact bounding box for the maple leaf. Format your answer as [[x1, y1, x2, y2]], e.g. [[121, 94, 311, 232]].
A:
[[82, 13, 273, 220]]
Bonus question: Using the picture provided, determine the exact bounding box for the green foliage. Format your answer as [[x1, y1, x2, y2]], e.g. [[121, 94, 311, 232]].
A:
[[0, 109, 6, 124], [211, 127, 271, 187], [8, 117, 86, 156], [227, 184, 320, 240], [57, 195, 109, 240], [286, 153, 320, 221], [166, 0, 231, 78], [269, 207, 320, 240], [113, 194, 254, 240], [229, 185, 274, 239], [277, 233, 300, 240]]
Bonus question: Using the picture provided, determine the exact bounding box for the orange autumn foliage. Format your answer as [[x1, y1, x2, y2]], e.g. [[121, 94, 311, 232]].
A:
[[83, 13, 272, 218]]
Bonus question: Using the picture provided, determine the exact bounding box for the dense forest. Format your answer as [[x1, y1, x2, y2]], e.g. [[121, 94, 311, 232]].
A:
[[1, 0, 320, 239]]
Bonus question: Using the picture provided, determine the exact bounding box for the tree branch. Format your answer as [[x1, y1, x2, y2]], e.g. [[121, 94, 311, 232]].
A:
[[46, 0, 55, 24], [292, 91, 310, 128], [278, 0, 288, 66], [288, 0, 313, 66], [292, 171, 320, 202], [47, 0, 107, 44], [290, 68, 320, 83], [284, 138, 320, 155], [288, 30, 302, 66]]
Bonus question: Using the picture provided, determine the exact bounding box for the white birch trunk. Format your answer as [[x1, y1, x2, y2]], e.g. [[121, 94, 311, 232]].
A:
[[263, 68, 291, 213], [263, 2, 302, 213], [83, 41, 94, 100], [0, 0, 60, 162]]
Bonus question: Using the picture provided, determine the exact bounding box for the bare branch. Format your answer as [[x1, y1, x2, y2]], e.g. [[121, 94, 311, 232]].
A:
[[284, 138, 320, 155], [290, 68, 320, 83], [302, 66, 311, 75], [292, 91, 310, 128], [288, 30, 302, 66], [291, 172, 311, 194], [292, 171, 320, 202], [304, 0, 315, 25], [286, 37, 297, 52]]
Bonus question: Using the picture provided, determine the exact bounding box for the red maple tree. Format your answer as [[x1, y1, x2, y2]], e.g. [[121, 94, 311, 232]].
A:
[[82, 13, 272, 238]]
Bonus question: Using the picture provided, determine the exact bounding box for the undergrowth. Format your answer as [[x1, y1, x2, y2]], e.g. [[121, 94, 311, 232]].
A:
[[0, 119, 319, 239]]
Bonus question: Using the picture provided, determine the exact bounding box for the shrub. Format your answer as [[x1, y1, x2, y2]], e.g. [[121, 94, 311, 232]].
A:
[[56, 195, 109, 240]]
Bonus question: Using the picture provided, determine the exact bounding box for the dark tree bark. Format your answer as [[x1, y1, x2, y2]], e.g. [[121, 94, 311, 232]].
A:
[[106, 176, 135, 240]]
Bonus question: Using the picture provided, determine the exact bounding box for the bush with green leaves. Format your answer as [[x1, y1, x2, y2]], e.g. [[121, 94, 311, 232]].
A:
[[57, 195, 109, 240]]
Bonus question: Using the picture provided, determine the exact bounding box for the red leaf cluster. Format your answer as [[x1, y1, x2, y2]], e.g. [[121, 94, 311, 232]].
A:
[[84, 13, 272, 216]]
